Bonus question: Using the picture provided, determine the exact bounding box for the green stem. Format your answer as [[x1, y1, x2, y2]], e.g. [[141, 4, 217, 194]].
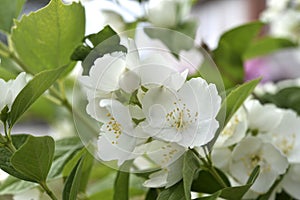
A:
[[40, 181, 58, 200], [0, 41, 33, 74], [193, 148, 227, 188], [3, 123, 17, 153]]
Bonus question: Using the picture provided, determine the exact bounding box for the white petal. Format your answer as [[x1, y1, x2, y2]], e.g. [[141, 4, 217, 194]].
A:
[[166, 155, 184, 188], [179, 78, 221, 121], [251, 170, 277, 193], [100, 99, 134, 134], [245, 99, 282, 132], [118, 70, 140, 93], [90, 55, 126, 92], [163, 69, 188, 91], [282, 164, 300, 199], [143, 169, 168, 188], [125, 38, 140, 70], [97, 131, 137, 166], [211, 148, 232, 171]]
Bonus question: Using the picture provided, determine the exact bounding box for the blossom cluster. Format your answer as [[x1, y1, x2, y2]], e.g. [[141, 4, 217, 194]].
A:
[[213, 98, 300, 199], [80, 38, 221, 188], [261, 0, 300, 42]]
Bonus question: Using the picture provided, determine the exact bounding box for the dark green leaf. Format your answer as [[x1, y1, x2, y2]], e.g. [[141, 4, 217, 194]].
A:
[[0, 134, 30, 180], [145, 188, 159, 200], [11, 0, 85, 73], [114, 168, 130, 200], [63, 157, 84, 200], [144, 20, 197, 58], [220, 166, 259, 200], [157, 181, 185, 200], [62, 148, 94, 193], [11, 135, 55, 183], [0, 0, 25, 33], [212, 21, 264, 88], [192, 168, 230, 194], [9, 65, 67, 127], [183, 150, 200, 200], [72, 25, 127, 75], [243, 37, 296, 60], [85, 25, 120, 47], [259, 87, 300, 115], [49, 137, 83, 178]]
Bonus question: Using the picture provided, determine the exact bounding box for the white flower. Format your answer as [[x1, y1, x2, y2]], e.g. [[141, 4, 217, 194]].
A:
[[141, 77, 221, 148], [282, 164, 300, 199], [269, 10, 300, 42], [139, 140, 185, 188], [214, 107, 247, 148], [146, 0, 192, 27], [229, 137, 288, 193], [245, 99, 282, 133], [96, 99, 147, 166], [80, 38, 188, 123], [264, 109, 300, 163], [0, 72, 27, 112]]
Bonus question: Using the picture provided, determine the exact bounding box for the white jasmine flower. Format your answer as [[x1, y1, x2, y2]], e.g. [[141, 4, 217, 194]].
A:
[[269, 10, 300, 42], [96, 99, 147, 165], [264, 109, 300, 163], [244, 99, 282, 133], [0, 72, 27, 112], [214, 107, 247, 148], [229, 137, 288, 193], [141, 77, 221, 148], [282, 164, 300, 199], [140, 140, 185, 188], [146, 0, 192, 27]]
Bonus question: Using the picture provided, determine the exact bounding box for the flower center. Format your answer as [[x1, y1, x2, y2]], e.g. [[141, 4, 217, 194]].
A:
[[106, 113, 122, 144], [165, 100, 198, 131], [273, 133, 296, 155]]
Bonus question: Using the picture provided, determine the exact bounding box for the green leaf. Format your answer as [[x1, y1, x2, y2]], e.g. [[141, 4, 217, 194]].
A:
[[114, 168, 130, 200], [212, 21, 264, 88], [192, 168, 230, 194], [62, 148, 94, 193], [49, 137, 83, 178], [183, 150, 200, 200], [11, 0, 85, 73], [63, 157, 84, 200], [219, 166, 260, 200], [157, 181, 185, 200], [144, 20, 197, 58], [221, 78, 260, 125], [259, 87, 300, 115], [0, 134, 31, 181], [9, 65, 67, 127], [145, 188, 159, 200], [0, 0, 25, 33], [208, 78, 260, 148], [0, 176, 36, 195], [11, 135, 55, 183], [243, 37, 296, 60], [72, 25, 127, 75], [193, 166, 259, 200]]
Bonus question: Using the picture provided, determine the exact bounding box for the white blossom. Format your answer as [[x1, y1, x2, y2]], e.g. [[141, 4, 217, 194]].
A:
[[141, 77, 221, 148], [214, 107, 247, 148], [229, 137, 288, 193], [146, 0, 192, 27], [0, 72, 27, 112], [282, 164, 300, 199]]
